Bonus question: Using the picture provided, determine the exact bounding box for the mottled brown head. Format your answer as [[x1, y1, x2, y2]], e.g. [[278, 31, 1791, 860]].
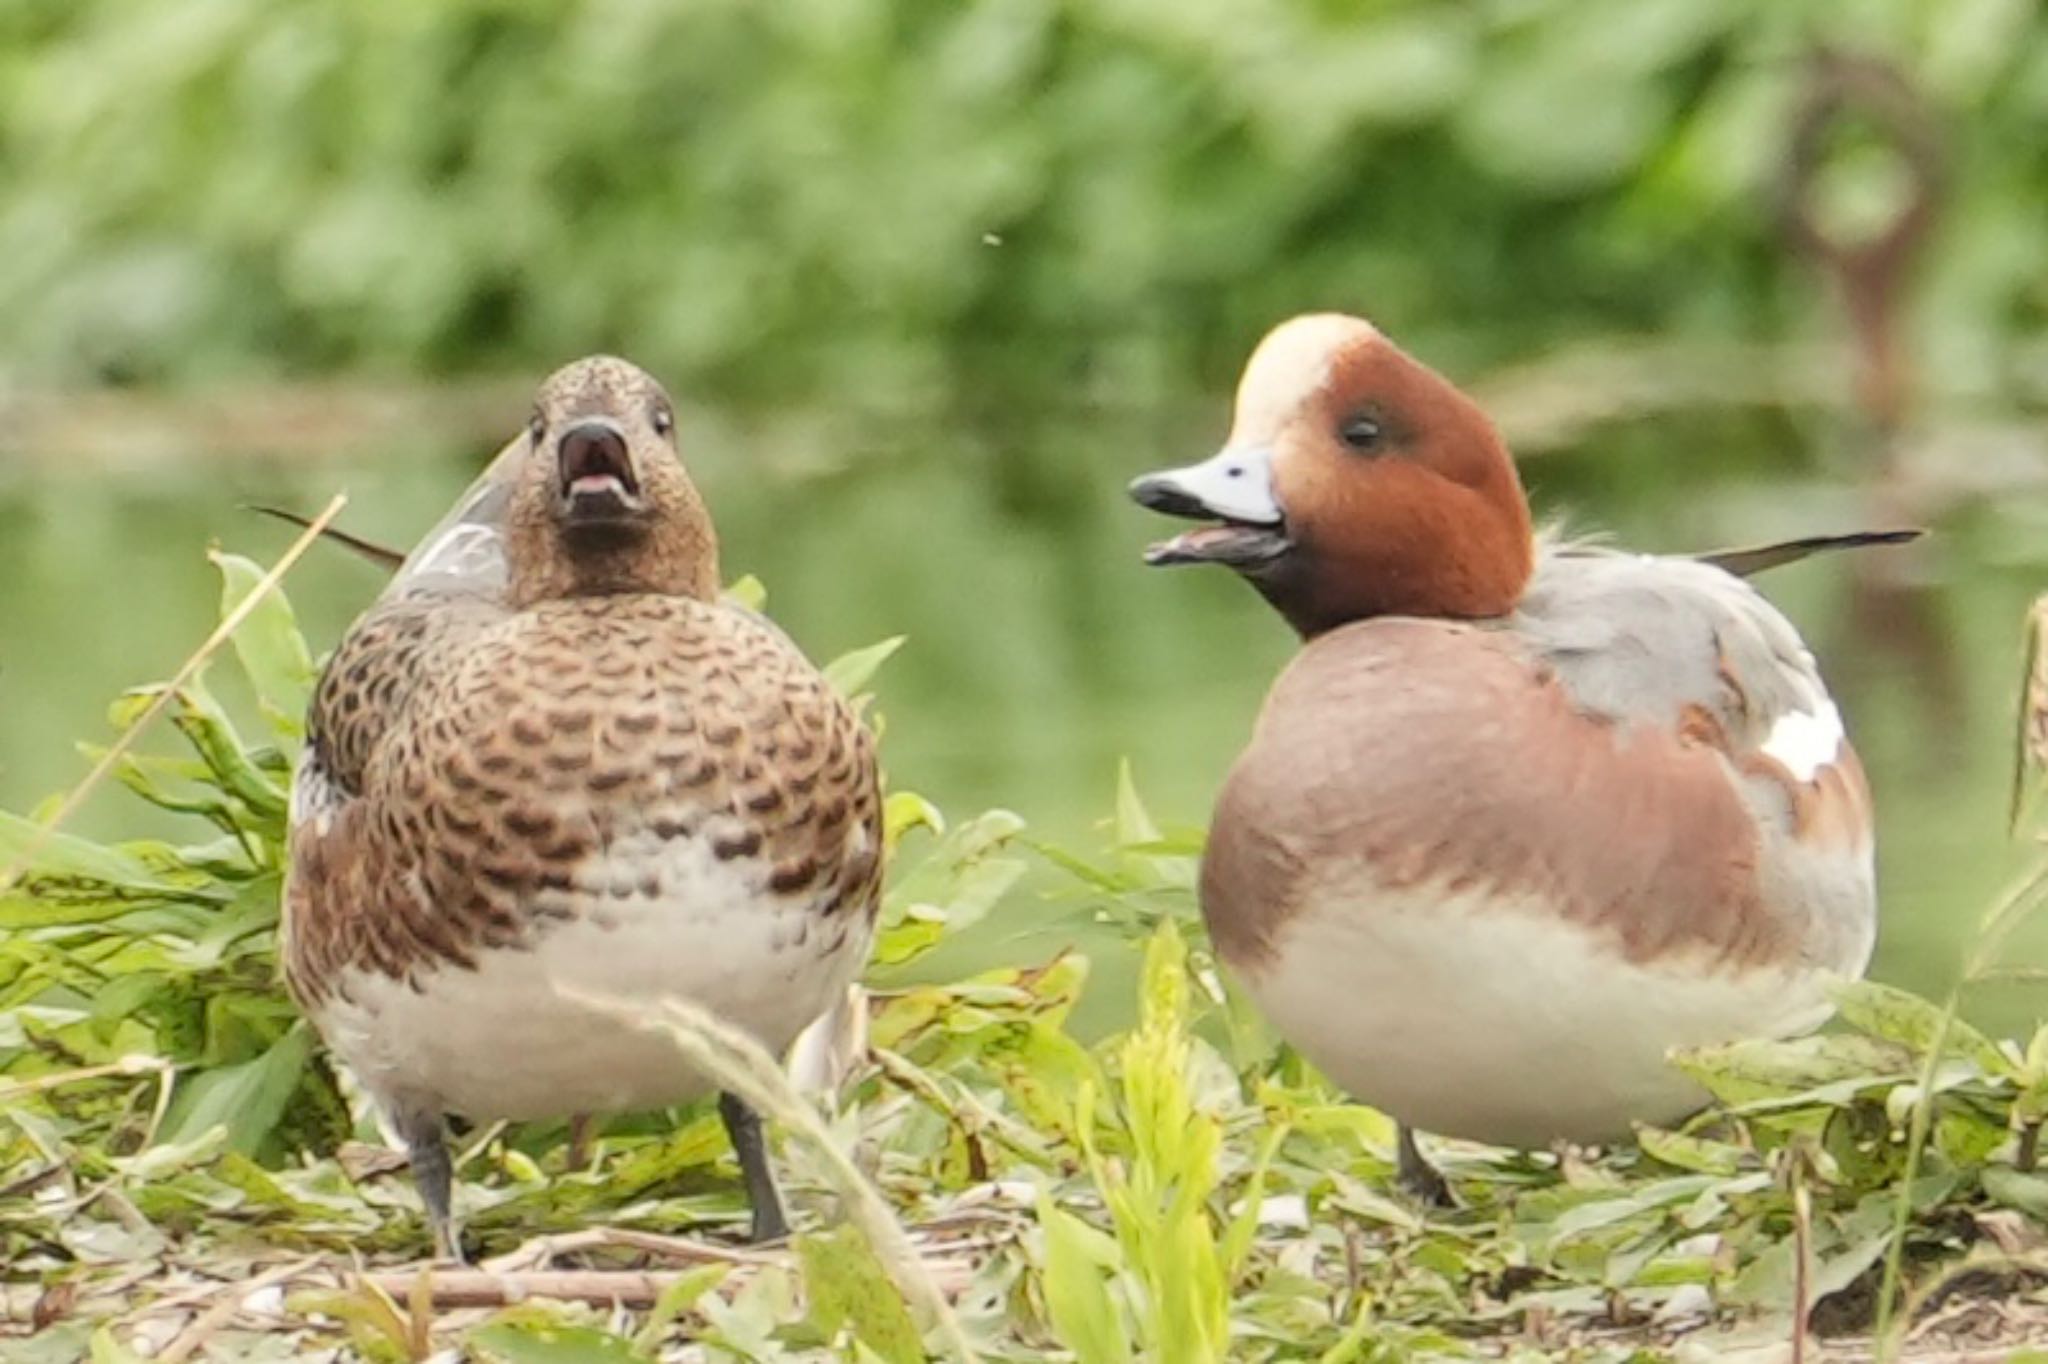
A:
[[504, 356, 719, 607], [1130, 314, 1535, 637]]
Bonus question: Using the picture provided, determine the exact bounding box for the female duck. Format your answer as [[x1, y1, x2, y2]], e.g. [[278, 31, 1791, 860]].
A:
[[284, 357, 882, 1252], [1131, 314, 1890, 1193]]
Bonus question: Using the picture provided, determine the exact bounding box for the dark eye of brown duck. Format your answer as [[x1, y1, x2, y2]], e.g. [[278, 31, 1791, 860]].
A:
[[1337, 412, 1383, 453], [529, 411, 546, 444], [651, 405, 674, 437]]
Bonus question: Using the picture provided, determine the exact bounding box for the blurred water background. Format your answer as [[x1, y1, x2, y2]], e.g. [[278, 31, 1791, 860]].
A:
[[2, 0, 2045, 1032]]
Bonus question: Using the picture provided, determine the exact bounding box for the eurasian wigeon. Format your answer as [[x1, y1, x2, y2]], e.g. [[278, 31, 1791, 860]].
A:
[[282, 357, 882, 1252], [1130, 314, 1905, 1194]]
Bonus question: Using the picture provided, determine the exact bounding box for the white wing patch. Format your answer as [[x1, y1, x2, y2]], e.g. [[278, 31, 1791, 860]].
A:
[[1761, 700, 1843, 782], [405, 523, 502, 581]]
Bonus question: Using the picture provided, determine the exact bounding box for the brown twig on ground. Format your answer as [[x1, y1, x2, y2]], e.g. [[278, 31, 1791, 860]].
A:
[[363, 1246, 987, 1312], [359, 1268, 693, 1310], [155, 1257, 322, 1364], [478, 1225, 785, 1275]]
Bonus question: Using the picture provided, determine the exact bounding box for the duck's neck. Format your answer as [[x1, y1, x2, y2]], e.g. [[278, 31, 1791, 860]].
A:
[[506, 521, 720, 608], [1255, 494, 1535, 639]]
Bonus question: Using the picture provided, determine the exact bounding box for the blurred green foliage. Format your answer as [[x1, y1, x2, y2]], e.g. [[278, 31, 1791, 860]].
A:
[[2, 0, 2043, 402]]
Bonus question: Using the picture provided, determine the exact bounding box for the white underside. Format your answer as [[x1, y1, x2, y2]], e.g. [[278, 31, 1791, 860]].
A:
[[1241, 882, 1868, 1148], [312, 840, 870, 1122]]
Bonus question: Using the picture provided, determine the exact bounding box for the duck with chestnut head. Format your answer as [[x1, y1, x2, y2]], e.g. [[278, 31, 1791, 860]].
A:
[[1132, 314, 1908, 1197]]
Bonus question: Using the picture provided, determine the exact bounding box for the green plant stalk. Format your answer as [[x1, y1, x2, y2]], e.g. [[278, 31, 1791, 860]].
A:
[[1080, 921, 1231, 1363], [556, 983, 981, 1364], [1871, 802, 2048, 1353], [1316, 1297, 1381, 1364], [1869, 987, 1957, 1359]]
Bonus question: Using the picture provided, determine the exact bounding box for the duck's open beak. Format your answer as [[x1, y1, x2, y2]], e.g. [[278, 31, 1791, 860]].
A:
[[1129, 446, 1291, 568], [555, 419, 647, 527]]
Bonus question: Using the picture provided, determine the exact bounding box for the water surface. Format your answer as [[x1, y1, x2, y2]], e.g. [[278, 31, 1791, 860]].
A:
[[2, 399, 2040, 1033]]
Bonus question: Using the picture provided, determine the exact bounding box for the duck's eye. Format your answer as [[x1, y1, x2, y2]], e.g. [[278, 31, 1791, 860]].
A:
[[528, 412, 546, 444], [1338, 413, 1382, 452], [651, 405, 674, 437]]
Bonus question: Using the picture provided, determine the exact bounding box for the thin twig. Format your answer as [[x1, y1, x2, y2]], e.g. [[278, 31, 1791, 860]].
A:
[[0, 1055, 169, 1102], [479, 1226, 785, 1275], [362, 1254, 984, 1312], [80, 1181, 157, 1241], [0, 493, 346, 895], [1791, 1171, 1812, 1364], [405, 1264, 433, 1360], [155, 1256, 322, 1364], [354, 1268, 727, 1311]]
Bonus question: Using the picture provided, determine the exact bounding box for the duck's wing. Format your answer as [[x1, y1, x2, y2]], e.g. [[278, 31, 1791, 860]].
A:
[[1205, 609, 1870, 1008], [1514, 549, 1859, 777], [1696, 528, 1921, 579], [381, 436, 528, 603], [250, 436, 529, 595], [1206, 550, 1877, 980]]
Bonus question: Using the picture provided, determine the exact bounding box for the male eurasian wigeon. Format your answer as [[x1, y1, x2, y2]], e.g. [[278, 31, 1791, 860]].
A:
[[1130, 314, 1907, 1195], [282, 357, 882, 1253]]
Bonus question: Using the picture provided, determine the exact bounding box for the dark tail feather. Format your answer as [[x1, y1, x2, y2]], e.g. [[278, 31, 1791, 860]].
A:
[[1699, 529, 1923, 579], [244, 504, 406, 571]]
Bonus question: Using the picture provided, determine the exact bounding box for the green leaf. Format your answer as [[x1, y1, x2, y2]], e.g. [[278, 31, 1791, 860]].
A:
[[1635, 1124, 1748, 1176], [212, 549, 318, 742], [88, 1325, 150, 1364], [722, 574, 768, 612], [1673, 1032, 1914, 1107], [0, 809, 192, 896], [1828, 978, 2010, 1077], [166, 688, 291, 823], [876, 808, 1028, 968], [883, 790, 945, 847], [823, 635, 906, 699], [632, 1264, 731, 1353], [157, 1021, 313, 1154], [1038, 1196, 1132, 1364], [796, 1224, 923, 1364], [471, 1321, 648, 1364], [1983, 1166, 2048, 1219], [1113, 759, 1161, 848], [0, 890, 185, 929]]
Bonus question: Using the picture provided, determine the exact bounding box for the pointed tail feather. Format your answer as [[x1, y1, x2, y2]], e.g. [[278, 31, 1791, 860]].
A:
[[1699, 529, 1923, 579], [244, 504, 405, 571]]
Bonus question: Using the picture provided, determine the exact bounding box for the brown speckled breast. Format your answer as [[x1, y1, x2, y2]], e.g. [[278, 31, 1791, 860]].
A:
[[283, 594, 881, 1009]]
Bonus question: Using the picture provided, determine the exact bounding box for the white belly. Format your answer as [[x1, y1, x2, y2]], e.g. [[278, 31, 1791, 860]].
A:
[[1238, 884, 1850, 1148], [311, 841, 870, 1122]]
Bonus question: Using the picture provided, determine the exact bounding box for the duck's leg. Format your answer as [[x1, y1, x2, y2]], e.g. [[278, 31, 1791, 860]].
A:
[[566, 1112, 598, 1171], [1396, 1124, 1452, 1207], [397, 1108, 463, 1262], [718, 1091, 789, 1243]]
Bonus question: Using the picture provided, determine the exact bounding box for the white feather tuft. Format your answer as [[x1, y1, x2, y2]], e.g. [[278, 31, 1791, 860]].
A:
[[1761, 701, 1844, 782]]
